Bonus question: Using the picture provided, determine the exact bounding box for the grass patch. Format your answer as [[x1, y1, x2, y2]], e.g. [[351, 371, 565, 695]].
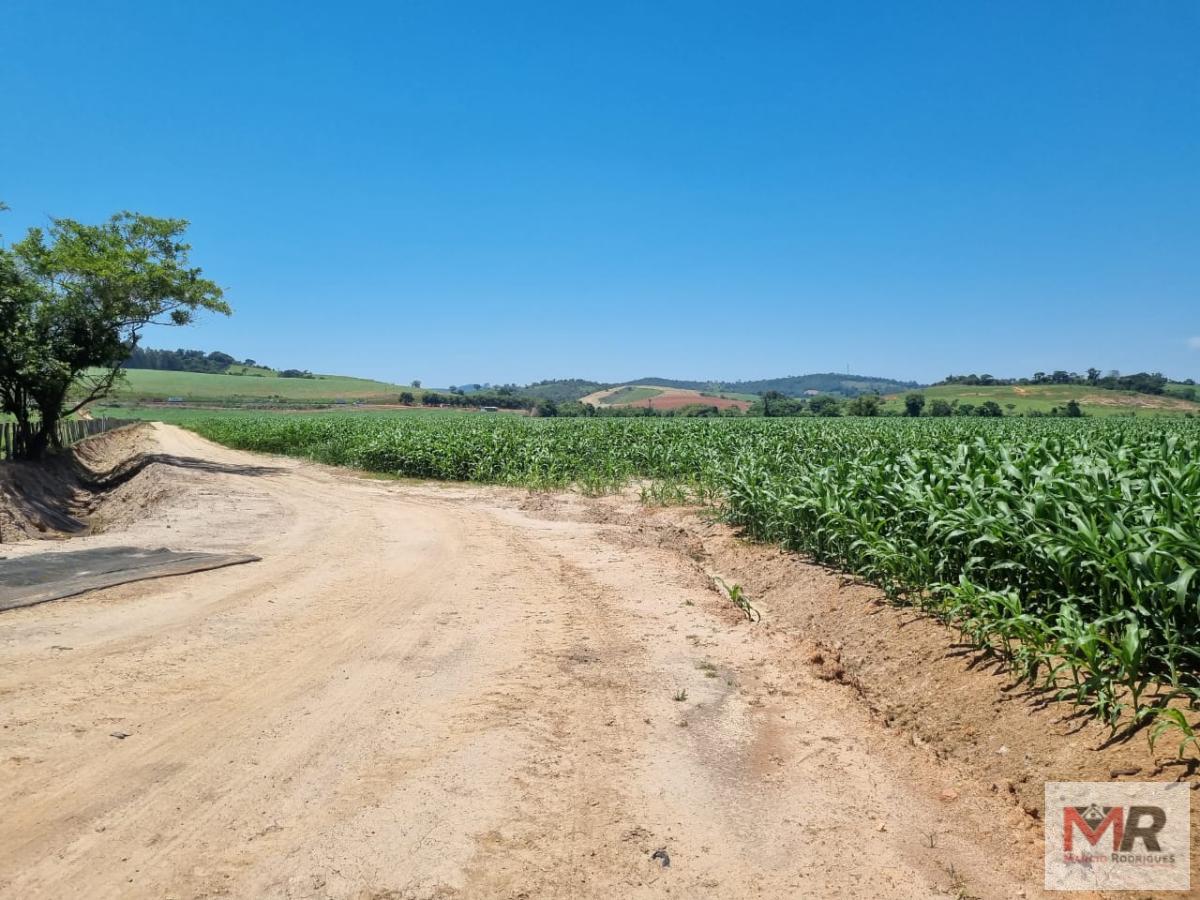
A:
[[93, 367, 422, 405], [599, 385, 664, 406], [891, 383, 1200, 417]]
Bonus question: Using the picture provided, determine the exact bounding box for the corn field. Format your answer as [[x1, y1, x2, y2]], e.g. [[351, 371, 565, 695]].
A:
[[190, 414, 1200, 738]]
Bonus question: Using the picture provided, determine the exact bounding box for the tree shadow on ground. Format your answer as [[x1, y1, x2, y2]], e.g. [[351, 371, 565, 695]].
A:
[[86, 452, 282, 491], [0, 448, 283, 541]]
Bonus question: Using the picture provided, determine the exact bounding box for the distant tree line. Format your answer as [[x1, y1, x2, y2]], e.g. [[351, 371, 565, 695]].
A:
[[416, 394, 749, 417], [447, 383, 523, 397], [417, 391, 532, 411], [741, 391, 1084, 419], [745, 392, 895, 418], [125, 347, 259, 374], [909, 392, 1082, 418], [125, 347, 323, 379], [550, 401, 744, 418], [415, 387, 1095, 420], [939, 369, 1175, 395]]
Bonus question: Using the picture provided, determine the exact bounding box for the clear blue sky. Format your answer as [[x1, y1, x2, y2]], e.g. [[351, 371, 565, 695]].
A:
[[2, 1, 1197, 387]]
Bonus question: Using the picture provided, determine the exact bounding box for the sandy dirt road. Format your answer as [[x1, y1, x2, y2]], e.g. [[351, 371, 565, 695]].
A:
[[0, 424, 1045, 899]]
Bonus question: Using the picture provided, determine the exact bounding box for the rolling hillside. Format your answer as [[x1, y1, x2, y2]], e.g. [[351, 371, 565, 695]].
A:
[[891, 383, 1200, 417], [631, 373, 921, 397], [581, 384, 752, 411], [96, 368, 419, 406], [526, 372, 920, 401], [520, 379, 612, 403]]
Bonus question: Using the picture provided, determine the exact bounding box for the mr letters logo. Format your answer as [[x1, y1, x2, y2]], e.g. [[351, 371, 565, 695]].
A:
[[1045, 782, 1190, 891]]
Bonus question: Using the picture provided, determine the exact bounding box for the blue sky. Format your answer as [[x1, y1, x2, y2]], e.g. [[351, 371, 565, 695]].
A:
[[2, 1, 1197, 387]]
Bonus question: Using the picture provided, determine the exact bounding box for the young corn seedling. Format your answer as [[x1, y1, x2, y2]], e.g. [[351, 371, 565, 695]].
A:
[[714, 576, 760, 623], [1149, 708, 1200, 760]]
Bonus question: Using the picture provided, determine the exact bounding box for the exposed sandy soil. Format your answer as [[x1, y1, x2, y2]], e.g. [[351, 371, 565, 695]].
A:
[[578, 386, 624, 405], [1080, 392, 1198, 410], [580, 385, 750, 412], [0, 425, 1192, 898], [0, 425, 166, 542]]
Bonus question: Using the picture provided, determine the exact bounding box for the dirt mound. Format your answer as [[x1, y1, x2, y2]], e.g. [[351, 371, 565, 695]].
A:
[[0, 424, 175, 543]]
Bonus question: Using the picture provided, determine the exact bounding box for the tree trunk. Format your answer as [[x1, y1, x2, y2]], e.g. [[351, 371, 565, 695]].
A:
[[11, 409, 56, 462], [28, 417, 56, 460]]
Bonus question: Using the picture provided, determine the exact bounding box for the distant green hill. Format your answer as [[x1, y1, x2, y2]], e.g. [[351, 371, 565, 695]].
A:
[[521, 379, 613, 402]]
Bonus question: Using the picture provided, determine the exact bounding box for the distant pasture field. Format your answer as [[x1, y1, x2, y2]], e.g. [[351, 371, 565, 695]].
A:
[[96, 368, 419, 405], [91, 404, 476, 426]]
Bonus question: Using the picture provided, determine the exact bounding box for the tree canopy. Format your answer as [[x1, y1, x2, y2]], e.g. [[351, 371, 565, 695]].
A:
[[0, 211, 228, 459]]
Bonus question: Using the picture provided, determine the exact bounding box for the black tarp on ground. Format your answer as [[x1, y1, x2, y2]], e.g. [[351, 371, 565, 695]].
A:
[[0, 546, 260, 611]]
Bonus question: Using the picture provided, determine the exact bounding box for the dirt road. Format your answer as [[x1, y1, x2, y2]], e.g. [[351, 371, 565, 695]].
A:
[[0, 424, 1044, 898]]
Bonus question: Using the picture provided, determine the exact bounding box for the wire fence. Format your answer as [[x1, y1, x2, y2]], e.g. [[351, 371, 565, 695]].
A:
[[0, 418, 138, 461]]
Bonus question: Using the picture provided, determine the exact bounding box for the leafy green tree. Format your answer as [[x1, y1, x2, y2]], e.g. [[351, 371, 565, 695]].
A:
[[759, 389, 786, 417], [975, 400, 1003, 417], [807, 395, 842, 417], [750, 390, 806, 417], [1063, 399, 1084, 417], [846, 394, 881, 417], [398, 391, 415, 405], [675, 403, 720, 417], [928, 399, 953, 417], [904, 393, 926, 417], [0, 212, 227, 459]]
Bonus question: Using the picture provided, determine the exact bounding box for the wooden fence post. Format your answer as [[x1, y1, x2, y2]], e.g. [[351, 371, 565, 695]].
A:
[[1, 417, 137, 461]]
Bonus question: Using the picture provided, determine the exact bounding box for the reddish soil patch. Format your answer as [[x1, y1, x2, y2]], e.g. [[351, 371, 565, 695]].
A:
[[622, 390, 750, 411]]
